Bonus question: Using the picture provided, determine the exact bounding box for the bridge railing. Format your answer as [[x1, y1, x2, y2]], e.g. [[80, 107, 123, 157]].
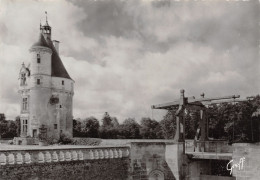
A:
[[185, 140, 232, 154], [0, 146, 130, 166]]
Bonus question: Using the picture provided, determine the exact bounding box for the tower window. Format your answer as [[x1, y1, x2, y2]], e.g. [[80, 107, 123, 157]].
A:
[[37, 54, 40, 63], [37, 79, 40, 85], [22, 119, 28, 134], [22, 98, 28, 111], [62, 80, 64, 85], [54, 124, 57, 129], [60, 105, 62, 108]]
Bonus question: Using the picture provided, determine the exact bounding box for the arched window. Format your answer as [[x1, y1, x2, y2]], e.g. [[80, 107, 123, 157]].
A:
[[37, 54, 40, 63]]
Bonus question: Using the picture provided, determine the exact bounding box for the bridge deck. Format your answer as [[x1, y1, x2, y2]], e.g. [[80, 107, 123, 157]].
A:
[[186, 152, 232, 160]]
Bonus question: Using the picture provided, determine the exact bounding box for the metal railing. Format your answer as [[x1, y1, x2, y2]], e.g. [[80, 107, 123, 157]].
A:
[[185, 140, 232, 154]]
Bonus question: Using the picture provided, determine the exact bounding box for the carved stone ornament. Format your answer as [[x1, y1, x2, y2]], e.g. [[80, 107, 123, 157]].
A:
[[50, 95, 59, 105]]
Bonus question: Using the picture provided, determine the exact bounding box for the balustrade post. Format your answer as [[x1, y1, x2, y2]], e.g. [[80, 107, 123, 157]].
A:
[[0, 153, 7, 165], [25, 152, 32, 164], [65, 151, 71, 161], [78, 151, 84, 160], [46, 151, 52, 162], [94, 150, 99, 159], [109, 149, 114, 158], [72, 151, 78, 160], [17, 152, 24, 164], [38, 152, 45, 163], [89, 150, 94, 160], [8, 153, 15, 165], [52, 151, 58, 162], [99, 150, 104, 159], [59, 151, 65, 161], [104, 149, 109, 159]]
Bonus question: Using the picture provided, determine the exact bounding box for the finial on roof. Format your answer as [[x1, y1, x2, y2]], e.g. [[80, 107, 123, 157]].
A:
[[45, 11, 48, 24]]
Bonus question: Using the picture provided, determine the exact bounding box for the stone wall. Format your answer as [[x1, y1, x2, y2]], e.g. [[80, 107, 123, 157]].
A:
[[232, 143, 260, 180], [0, 158, 130, 180], [130, 142, 176, 180], [3, 141, 257, 180]]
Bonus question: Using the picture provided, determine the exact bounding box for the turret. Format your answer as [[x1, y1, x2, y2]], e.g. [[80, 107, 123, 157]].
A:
[[18, 62, 31, 137], [40, 12, 52, 40]]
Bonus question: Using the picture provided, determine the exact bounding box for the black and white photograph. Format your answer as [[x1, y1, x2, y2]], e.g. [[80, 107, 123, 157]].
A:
[[0, 0, 259, 179]]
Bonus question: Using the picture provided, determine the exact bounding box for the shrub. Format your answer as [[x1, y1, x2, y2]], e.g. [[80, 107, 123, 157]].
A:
[[59, 132, 73, 144]]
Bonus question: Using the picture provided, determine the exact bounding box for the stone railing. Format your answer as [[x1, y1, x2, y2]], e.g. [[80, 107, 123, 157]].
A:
[[0, 146, 130, 166]]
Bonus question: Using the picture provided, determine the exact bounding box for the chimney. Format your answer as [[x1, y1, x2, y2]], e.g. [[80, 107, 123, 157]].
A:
[[52, 40, 60, 54]]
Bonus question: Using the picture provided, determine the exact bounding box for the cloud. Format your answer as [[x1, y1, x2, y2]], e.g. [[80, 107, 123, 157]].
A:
[[0, 0, 259, 122]]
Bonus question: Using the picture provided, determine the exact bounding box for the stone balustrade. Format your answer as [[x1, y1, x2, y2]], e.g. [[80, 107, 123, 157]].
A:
[[0, 146, 130, 166]]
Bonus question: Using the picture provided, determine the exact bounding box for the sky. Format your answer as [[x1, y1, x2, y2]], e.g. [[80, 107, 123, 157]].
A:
[[0, 0, 259, 122]]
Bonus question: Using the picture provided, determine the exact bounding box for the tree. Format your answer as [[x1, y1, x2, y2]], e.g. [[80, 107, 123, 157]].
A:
[[0, 113, 5, 122], [0, 120, 8, 138], [99, 112, 120, 138], [160, 110, 176, 139], [82, 117, 100, 138], [222, 98, 260, 143], [204, 96, 260, 143], [160, 107, 198, 139], [15, 116, 21, 137], [0, 119, 17, 139], [140, 117, 163, 139], [102, 112, 112, 128], [73, 119, 82, 137], [111, 117, 119, 127], [6, 120, 17, 138], [119, 118, 141, 139], [184, 108, 199, 139]]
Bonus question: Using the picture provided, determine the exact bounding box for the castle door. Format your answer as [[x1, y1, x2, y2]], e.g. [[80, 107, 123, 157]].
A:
[[33, 129, 37, 137]]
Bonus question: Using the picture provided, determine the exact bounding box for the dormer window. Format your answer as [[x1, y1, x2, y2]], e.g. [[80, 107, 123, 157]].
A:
[[62, 80, 64, 85], [37, 79, 40, 85], [20, 73, 26, 86], [37, 54, 40, 63]]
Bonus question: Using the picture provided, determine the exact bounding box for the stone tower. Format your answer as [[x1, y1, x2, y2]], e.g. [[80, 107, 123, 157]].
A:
[[18, 16, 74, 142]]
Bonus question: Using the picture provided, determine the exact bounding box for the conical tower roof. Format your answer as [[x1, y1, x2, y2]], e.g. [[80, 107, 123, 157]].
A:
[[30, 33, 72, 80], [31, 33, 50, 48], [47, 39, 72, 80]]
